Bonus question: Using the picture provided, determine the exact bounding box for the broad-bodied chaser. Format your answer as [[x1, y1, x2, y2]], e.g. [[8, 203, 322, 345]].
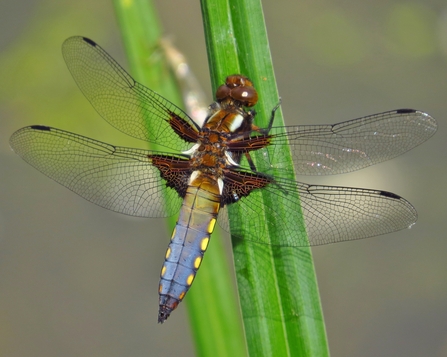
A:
[[10, 37, 437, 322]]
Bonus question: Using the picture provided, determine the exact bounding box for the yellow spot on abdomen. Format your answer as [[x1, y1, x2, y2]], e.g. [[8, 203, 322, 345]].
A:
[[161, 265, 166, 277], [186, 273, 195, 286], [194, 256, 202, 269], [159, 284, 163, 293], [179, 292, 185, 300], [207, 218, 216, 233], [200, 237, 210, 251], [171, 227, 176, 240], [165, 247, 171, 259]]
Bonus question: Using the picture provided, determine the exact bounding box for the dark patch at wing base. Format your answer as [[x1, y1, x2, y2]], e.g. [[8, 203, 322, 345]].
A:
[[149, 155, 192, 198]]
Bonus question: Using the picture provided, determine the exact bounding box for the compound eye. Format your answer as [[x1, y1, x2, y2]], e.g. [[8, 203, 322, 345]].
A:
[[231, 86, 258, 107], [216, 85, 231, 101]]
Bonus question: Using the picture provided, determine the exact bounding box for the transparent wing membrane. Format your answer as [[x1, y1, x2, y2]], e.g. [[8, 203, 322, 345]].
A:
[[255, 109, 437, 176], [62, 36, 199, 152], [10, 125, 183, 218]]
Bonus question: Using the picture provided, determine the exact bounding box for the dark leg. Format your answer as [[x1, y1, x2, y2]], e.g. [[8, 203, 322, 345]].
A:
[[261, 99, 282, 135]]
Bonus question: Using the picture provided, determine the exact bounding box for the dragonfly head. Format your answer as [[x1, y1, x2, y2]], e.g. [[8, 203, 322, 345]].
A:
[[215, 74, 258, 107]]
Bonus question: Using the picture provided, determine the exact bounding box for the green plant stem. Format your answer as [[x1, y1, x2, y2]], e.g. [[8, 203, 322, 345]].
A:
[[201, 0, 330, 355]]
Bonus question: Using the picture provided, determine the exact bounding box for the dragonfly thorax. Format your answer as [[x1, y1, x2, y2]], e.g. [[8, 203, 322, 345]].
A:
[[189, 130, 231, 176]]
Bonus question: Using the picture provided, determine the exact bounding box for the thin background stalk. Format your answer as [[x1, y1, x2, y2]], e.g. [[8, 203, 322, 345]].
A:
[[113, 0, 248, 356]]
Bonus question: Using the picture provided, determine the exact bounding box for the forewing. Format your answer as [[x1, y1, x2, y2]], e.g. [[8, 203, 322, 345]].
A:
[[221, 177, 417, 247], [252, 109, 437, 175], [62, 36, 200, 152], [9, 125, 184, 218]]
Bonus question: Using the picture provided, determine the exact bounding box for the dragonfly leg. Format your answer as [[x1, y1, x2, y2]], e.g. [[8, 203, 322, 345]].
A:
[[244, 152, 257, 172], [262, 98, 282, 135]]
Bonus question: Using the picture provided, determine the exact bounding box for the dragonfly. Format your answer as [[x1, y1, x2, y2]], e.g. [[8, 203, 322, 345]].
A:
[[9, 37, 437, 323]]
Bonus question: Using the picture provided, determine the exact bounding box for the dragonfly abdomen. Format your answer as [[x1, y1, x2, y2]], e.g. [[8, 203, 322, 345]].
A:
[[158, 172, 221, 323]]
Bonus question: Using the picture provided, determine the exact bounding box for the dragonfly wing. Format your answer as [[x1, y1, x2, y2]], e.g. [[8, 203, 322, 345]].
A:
[[263, 109, 437, 175], [10, 125, 184, 218], [224, 176, 417, 247], [298, 181, 417, 246], [62, 36, 199, 152]]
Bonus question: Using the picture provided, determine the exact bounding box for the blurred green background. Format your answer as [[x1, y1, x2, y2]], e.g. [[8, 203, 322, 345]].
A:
[[0, 0, 446, 356]]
